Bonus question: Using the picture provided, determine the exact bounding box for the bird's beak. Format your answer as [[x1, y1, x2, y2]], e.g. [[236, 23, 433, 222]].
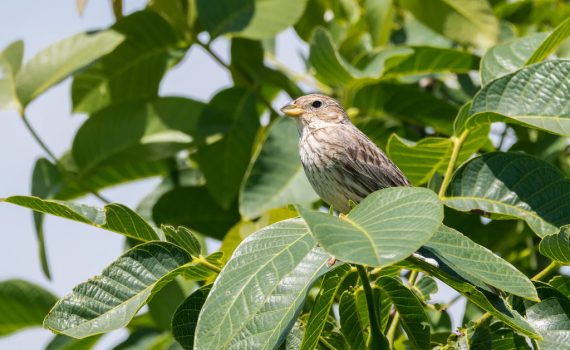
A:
[[280, 102, 305, 117]]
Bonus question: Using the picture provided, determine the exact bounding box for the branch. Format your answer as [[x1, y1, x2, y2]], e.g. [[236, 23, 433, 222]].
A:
[[438, 130, 469, 198]]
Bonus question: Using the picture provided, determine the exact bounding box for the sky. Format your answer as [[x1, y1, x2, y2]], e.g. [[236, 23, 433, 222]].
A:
[[0, 2, 462, 349]]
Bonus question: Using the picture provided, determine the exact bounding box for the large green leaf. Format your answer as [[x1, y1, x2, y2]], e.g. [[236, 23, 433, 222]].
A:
[[480, 33, 548, 85], [469, 321, 530, 350], [0, 280, 57, 336], [45, 334, 102, 350], [2, 196, 160, 241], [381, 46, 480, 78], [299, 187, 443, 267], [238, 0, 309, 39], [172, 284, 212, 350], [352, 82, 458, 135], [72, 97, 199, 174], [402, 257, 540, 339], [240, 117, 318, 219], [386, 125, 490, 185], [550, 276, 570, 300], [399, 0, 499, 48], [196, 0, 254, 38], [71, 11, 179, 113], [526, 16, 570, 65], [539, 226, 570, 264], [299, 264, 352, 350], [194, 218, 331, 350], [457, 60, 570, 136], [421, 225, 538, 300], [444, 152, 570, 237], [526, 298, 570, 349], [0, 40, 23, 110], [194, 87, 260, 209], [15, 31, 123, 107], [44, 242, 192, 338], [376, 277, 430, 350], [30, 158, 62, 279], [152, 186, 240, 240]]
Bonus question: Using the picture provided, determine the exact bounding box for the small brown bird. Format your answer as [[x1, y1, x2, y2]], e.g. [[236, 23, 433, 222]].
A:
[[281, 94, 410, 213]]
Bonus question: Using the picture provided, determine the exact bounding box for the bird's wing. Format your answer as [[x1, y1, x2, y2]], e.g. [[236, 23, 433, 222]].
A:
[[342, 129, 410, 193]]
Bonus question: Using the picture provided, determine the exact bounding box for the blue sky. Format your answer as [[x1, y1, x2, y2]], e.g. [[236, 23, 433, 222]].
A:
[[0, 2, 462, 349]]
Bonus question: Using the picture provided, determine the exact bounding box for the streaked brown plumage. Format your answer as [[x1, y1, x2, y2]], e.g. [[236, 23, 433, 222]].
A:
[[281, 94, 410, 213]]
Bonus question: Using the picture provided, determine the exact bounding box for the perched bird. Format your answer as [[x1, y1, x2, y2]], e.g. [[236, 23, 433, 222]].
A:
[[281, 94, 410, 213]]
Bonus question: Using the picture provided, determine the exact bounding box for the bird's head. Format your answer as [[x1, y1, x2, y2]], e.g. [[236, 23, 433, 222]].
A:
[[280, 94, 350, 127]]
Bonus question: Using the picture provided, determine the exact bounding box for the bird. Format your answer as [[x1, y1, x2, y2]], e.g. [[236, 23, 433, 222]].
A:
[[281, 94, 411, 214]]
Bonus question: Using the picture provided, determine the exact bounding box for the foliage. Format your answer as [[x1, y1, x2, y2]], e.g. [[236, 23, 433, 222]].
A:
[[1, 0, 570, 349]]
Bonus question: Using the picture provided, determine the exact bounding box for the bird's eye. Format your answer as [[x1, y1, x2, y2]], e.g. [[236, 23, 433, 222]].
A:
[[311, 100, 322, 108]]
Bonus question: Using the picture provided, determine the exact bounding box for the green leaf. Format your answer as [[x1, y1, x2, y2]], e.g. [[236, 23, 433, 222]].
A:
[[181, 252, 224, 281], [0, 279, 57, 336], [539, 225, 570, 264], [402, 257, 540, 339], [386, 125, 490, 185], [45, 334, 102, 350], [195, 87, 260, 209], [0, 40, 23, 110], [381, 46, 480, 78], [162, 225, 202, 256], [376, 277, 430, 350], [444, 152, 570, 237], [299, 264, 352, 350], [526, 16, 570, 65], [238, 0, 309, 39], [44, 242, 191, 338], [298, 187, 443, 267], [338, 289, 367, 350], [194, 218, 331, 350], [480, 33, 548, 85], [414, 276, 438, 300], [71, 11, 179, 113], [72, 97, 200, 187], [399, 0, 499, 48], [353, 82, 458, 135], [240, 117, 319, 219], [285, 322, 305, 350], [309, 27, 361, 86], [469, 321, 531, 350], [172, 284, 212, 350], [152, 186, 240, 240], [15, 31, 123, 107], [526, 298, 570, 349], [422, 225, 538, 300], [365, 0, 394, 47], [30, 158, 62, 279], [550, 276, 570, 300], [196, 0, 254, 38], [458, 60, 570, 136], [2, 196, 160, 241], [148, 278, 190, 331]]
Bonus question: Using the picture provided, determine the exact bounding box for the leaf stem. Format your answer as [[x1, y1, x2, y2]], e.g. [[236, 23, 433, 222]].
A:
[[111, 0, 122, 20], [531, 261, 559, 281], [198, 256, 222, 273], [438, 130, 469, 198], [386, 311, 400, 347], [196, 39, 280, 118], [356, 265, 387, 349], [21, 113, 57, 162]]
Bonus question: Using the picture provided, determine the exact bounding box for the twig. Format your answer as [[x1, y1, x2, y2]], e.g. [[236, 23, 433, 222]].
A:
[[438, 130, 469, 198], [531, 261, 559, 281], [111, 0, 122, 20]]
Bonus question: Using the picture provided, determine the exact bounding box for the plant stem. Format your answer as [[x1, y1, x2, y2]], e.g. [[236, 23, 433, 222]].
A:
[[198, 256, 222, 273], [20, 112, 111, 204], [531, 261, 559, 281], [408, 270, 419, 285], [111, 0, 122, 20], [196, 40, 280, 118], [21, 113, 57, 162], [356, 265, 386, 349], [438, 130, 469, 198], [386, 312, 400, 347]]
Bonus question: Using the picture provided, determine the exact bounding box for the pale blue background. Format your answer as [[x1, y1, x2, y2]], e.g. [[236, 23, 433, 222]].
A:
[[0, 2, 462, 349]]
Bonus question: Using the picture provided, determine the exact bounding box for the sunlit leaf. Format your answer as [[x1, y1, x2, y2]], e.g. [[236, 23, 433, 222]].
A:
[[0, 40, 23, 110], [539, 226, 570, 264], [526, 298, 570, 349], [526, 17, 570, 65], [299, 187, 443, 267], [194, 218, 331, 350], [239, 0, 309, 39], [196, 0, 254, 38]]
